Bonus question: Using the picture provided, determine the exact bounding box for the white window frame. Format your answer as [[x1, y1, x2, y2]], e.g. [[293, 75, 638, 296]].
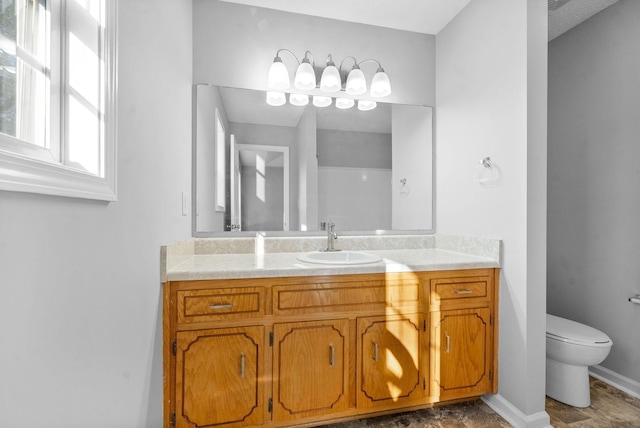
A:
[[0, 0, 118, 201]]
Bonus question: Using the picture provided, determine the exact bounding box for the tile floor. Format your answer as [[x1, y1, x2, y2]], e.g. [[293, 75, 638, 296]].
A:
[[326, 399, 510, 427], [546, 377, 640, 427], [327, 378, 640, 427]]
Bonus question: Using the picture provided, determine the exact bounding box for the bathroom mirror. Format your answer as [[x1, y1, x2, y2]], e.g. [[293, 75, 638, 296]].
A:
[[194, 84, 433, 236]]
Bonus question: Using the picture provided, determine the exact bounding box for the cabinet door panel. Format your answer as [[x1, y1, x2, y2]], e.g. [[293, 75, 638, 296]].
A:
[[430, 308, 492, 400], [357, 314, 423, 408], [176, 326, 263, 428], [273, 320, 349, 421]]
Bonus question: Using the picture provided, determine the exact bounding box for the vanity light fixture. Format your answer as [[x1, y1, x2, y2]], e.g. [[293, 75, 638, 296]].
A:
[[266, 49, 392, 106], [357, 100, 377, 111], [319, 54, 342, 93], [370, 67, 392, 97], [335, 98, 355, 109], [266, 91, 286, 106], [313, 96, 332, 108], [289, 93, 309, 106], [345, 64, 366, 95], [294, 51, 316, 90], [267, 56, 290, 91]]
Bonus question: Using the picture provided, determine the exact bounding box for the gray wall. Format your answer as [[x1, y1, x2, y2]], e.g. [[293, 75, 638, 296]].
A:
[[241, 165, 284, 231], [0, 0, 193, 426], [548, 0, 640, 386], [317, 130, 391, 168]]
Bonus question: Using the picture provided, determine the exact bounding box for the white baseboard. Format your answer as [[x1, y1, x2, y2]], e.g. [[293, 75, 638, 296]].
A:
[[480, 367, 639, 427], [589, 365, 640, 399], [482, 394, 551, 428]]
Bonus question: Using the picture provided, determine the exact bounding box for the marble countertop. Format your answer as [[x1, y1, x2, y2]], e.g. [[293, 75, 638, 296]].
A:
[[162, 235, 501, 281], [165, 248, 498, 281]]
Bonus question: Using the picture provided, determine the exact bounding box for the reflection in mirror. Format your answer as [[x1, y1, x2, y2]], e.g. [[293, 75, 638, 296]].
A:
[[194, 84, 432, 236], [231, 143, 289, 232]]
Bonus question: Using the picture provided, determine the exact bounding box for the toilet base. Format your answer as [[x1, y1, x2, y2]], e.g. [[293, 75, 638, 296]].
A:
[[546, 358, 591, 407]]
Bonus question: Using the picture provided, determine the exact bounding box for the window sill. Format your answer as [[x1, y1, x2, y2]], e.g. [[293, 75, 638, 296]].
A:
[[0, 149, 117, 201]]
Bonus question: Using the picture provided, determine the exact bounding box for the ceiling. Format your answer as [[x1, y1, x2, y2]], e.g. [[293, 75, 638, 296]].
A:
[[222, 0, 619, 40], [220, 0, 471, 35], [548, 0, 619, 40]]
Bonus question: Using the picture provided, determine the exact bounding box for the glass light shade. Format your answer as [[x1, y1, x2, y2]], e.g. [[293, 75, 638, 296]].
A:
[[266, 91, 286, 106], [294, 61, 316, 90], [320, 65, 341, 92], [357, 100, 377, 111], [345, 67, 367, 95], [370, 70, 391, 97], [335, 98, 355, 109], [289, 93, 309, 106], [313, 96, 332, 108], [267, 60, 290, 90]]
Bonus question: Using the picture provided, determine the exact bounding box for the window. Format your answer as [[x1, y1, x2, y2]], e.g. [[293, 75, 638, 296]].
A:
[[0, 0, 117, 201]]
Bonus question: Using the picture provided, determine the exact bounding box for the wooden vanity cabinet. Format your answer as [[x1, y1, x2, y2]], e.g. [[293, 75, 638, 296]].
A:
[[425, 270, 498, 402], [163, 269, 498, 428]]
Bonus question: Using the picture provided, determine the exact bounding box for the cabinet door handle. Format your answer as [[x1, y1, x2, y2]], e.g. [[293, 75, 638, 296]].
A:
[[453, 289, 473, 295], [210, 303, 233, 310], [444, 333, 451, 353], [372, 341, 379, 362], [329, 344, 335, 367], [240, 353, 245, 378]]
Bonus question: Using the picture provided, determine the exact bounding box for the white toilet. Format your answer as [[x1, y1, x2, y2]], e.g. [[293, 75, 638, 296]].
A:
[[546, 314, 613, 407]]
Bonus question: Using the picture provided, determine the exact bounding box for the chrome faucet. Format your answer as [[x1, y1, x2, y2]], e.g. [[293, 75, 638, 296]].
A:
[[322, 222, 340, 252]]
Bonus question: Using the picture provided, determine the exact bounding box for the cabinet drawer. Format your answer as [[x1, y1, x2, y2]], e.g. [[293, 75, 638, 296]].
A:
[[177, 287, 265, 324], [431, 277, 489, 302], [274, 279, 419, 315]]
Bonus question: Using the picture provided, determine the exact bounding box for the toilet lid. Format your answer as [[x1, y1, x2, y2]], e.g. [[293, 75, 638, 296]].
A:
[[546, 314, 612, 345]]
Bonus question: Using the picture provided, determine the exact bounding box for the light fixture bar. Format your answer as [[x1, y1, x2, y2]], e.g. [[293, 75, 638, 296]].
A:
[[267, 49, 392, 102]]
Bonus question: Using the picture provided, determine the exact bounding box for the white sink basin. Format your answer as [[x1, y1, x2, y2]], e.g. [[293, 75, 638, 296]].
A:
[[297, 251, 382, 265]]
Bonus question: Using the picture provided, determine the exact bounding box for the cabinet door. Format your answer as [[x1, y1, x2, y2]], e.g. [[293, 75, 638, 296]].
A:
[[175, 326, 264, 428], [357, 314, 423, 408], [273, 320, 349, 421], [430, 308, 493, 401]]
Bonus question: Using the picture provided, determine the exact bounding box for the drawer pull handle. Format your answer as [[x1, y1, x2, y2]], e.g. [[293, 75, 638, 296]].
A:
[[240, 353, 245, 378], [329, 344, 335, 367], [445, 333, 451, 353], [453, 289, 473, 295], [373, 341, 379, 362], [210, 303, 233, 310]]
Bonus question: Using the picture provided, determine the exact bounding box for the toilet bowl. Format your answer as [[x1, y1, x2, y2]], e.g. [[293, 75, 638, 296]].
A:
[[546, 314, 612, 407]]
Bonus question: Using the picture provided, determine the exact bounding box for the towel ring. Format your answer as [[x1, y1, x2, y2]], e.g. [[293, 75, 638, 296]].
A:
[[473, 157, 499, 184]]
